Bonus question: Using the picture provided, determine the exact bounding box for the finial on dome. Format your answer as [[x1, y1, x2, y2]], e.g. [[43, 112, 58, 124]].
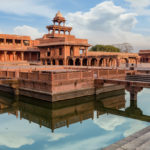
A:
[[53, 11, 66, 26], [55, 11, 63, 18]]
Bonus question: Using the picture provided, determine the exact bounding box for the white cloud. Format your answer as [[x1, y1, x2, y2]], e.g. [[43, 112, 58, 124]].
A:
[[45, 132, 120, 150], [0, 133, 34, 148], [48, 133, 70, 142], [124, 121, 148, 137], [13, 25, 45, 39], [0, 117, 35, 148], [66, 1, 150, 51], [125, 0, 150, 9], [125, 0, 150, 16], [0, 0, 55, 17], [94, 114, 126, 131]]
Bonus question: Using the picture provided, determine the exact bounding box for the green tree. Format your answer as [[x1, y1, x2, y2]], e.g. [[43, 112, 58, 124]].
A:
[[89, 45, 120, 52]]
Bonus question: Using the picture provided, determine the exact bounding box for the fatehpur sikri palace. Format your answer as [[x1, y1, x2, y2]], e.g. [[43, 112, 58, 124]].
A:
[[0, 11, 149, 103], [0, 11, 140, 67], [2, 1, 150, 148]]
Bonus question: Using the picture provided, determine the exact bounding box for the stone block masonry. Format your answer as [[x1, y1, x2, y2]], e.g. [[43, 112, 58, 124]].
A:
[[0, 66, 127, 102]]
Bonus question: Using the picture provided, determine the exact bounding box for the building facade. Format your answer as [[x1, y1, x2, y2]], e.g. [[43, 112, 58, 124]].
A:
[[0, 34, 40, 63], [0, 11, 140, 67], [37, 11, 139, 67], [37, 11, 90, 66], [139, 50, 150, 63]]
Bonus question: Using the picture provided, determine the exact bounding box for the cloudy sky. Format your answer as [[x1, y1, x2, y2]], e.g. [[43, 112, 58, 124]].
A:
[[0, 89, 150, 150], [0, 0, 150, 51]]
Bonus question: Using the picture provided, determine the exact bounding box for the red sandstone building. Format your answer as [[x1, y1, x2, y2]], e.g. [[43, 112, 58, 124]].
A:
[[38, 11, 90, 66], [139, 50, 150, 63], [0, 34, 39, 63], [0, 11, 140, 67]]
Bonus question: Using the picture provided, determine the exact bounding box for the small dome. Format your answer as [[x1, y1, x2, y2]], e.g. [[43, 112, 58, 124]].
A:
[[55, 11, 63, 18]]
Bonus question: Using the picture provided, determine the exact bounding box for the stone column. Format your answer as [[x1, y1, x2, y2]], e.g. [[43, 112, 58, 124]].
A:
[[85, 47, 88, 56], [63, 59, 67, 66], [55, 59, 59, 65], [51, 60, 53, 65], [45, 60, 47, 65], [88, 58, 92, 66], [13, 52, 16, 61], [13, 39, 15, 45], [73, 58, 75, 66], [97, 58, 100, 66], [80, 58, 83, 66], [126, 86, 143, 101], [21, 52, 24, 61], [4, 38, 6, 44], [4, 51, 7, 61], [21, 40, 24, 47], [103, 59, 106, 67]]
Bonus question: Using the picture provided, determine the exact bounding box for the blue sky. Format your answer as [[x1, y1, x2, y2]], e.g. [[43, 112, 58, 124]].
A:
[[0, 0, 150, 51], [0, 89, 150, 150]]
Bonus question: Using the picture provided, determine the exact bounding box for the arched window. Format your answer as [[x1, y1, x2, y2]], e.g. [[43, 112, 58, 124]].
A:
[[59, 59, 63, 65], [68, 59, 73, 65], [83, 59, 87, 66], [75, 58, 80, 66]]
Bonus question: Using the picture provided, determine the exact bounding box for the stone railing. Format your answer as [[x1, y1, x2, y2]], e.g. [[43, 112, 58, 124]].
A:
[[0, 71, 18, 79]]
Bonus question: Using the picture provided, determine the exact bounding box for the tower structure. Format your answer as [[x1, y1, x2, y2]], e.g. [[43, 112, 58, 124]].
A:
[[46, 11, 72, 35], [38, 11, 90, 66]]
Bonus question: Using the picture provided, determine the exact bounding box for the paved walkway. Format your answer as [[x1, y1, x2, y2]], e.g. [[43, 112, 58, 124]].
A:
[[103, 126, 150, 150]]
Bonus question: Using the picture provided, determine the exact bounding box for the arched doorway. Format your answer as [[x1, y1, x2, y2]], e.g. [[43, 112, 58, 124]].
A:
[[68, 59, 73, 65], [52, 59, 55, 65], [59, 59, 63, 65], [99, 58, 103, 67], [83, 58, 87, 66], [91, 58, 97, 66], [47, 59, 51, 65], [42, 60, 45, 65], [120, 58, 129, 67], [75, 58, 80, 66]]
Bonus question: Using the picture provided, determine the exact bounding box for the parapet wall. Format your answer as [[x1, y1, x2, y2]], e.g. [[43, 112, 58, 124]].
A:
[[0, 66, 127, 101], [19, 71, 94, 94]]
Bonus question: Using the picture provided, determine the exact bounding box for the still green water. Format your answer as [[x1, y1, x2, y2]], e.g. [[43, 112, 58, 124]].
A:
[[0, 89, 150, 150]]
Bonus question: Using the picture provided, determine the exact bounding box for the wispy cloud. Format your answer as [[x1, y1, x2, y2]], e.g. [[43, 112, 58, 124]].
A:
[[0, 0, 55, 17], [45, 132, 120, 150], [66, 1, 150, 50], [13, 25, 45, 39], [125, 0, 150, 16], [47, 133, 71, 142]]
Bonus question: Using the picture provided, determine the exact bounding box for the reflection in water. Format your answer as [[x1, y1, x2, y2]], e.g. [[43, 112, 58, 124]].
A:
[[0, 90, 126, 132], [0, 88, 150, 150], [0, 88, 146, 132]]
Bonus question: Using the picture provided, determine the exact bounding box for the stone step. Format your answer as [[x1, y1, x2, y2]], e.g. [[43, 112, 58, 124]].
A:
[[121, 132, 150, 149], [103, 126, 150, 150], [136, 140, 150, 150]]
